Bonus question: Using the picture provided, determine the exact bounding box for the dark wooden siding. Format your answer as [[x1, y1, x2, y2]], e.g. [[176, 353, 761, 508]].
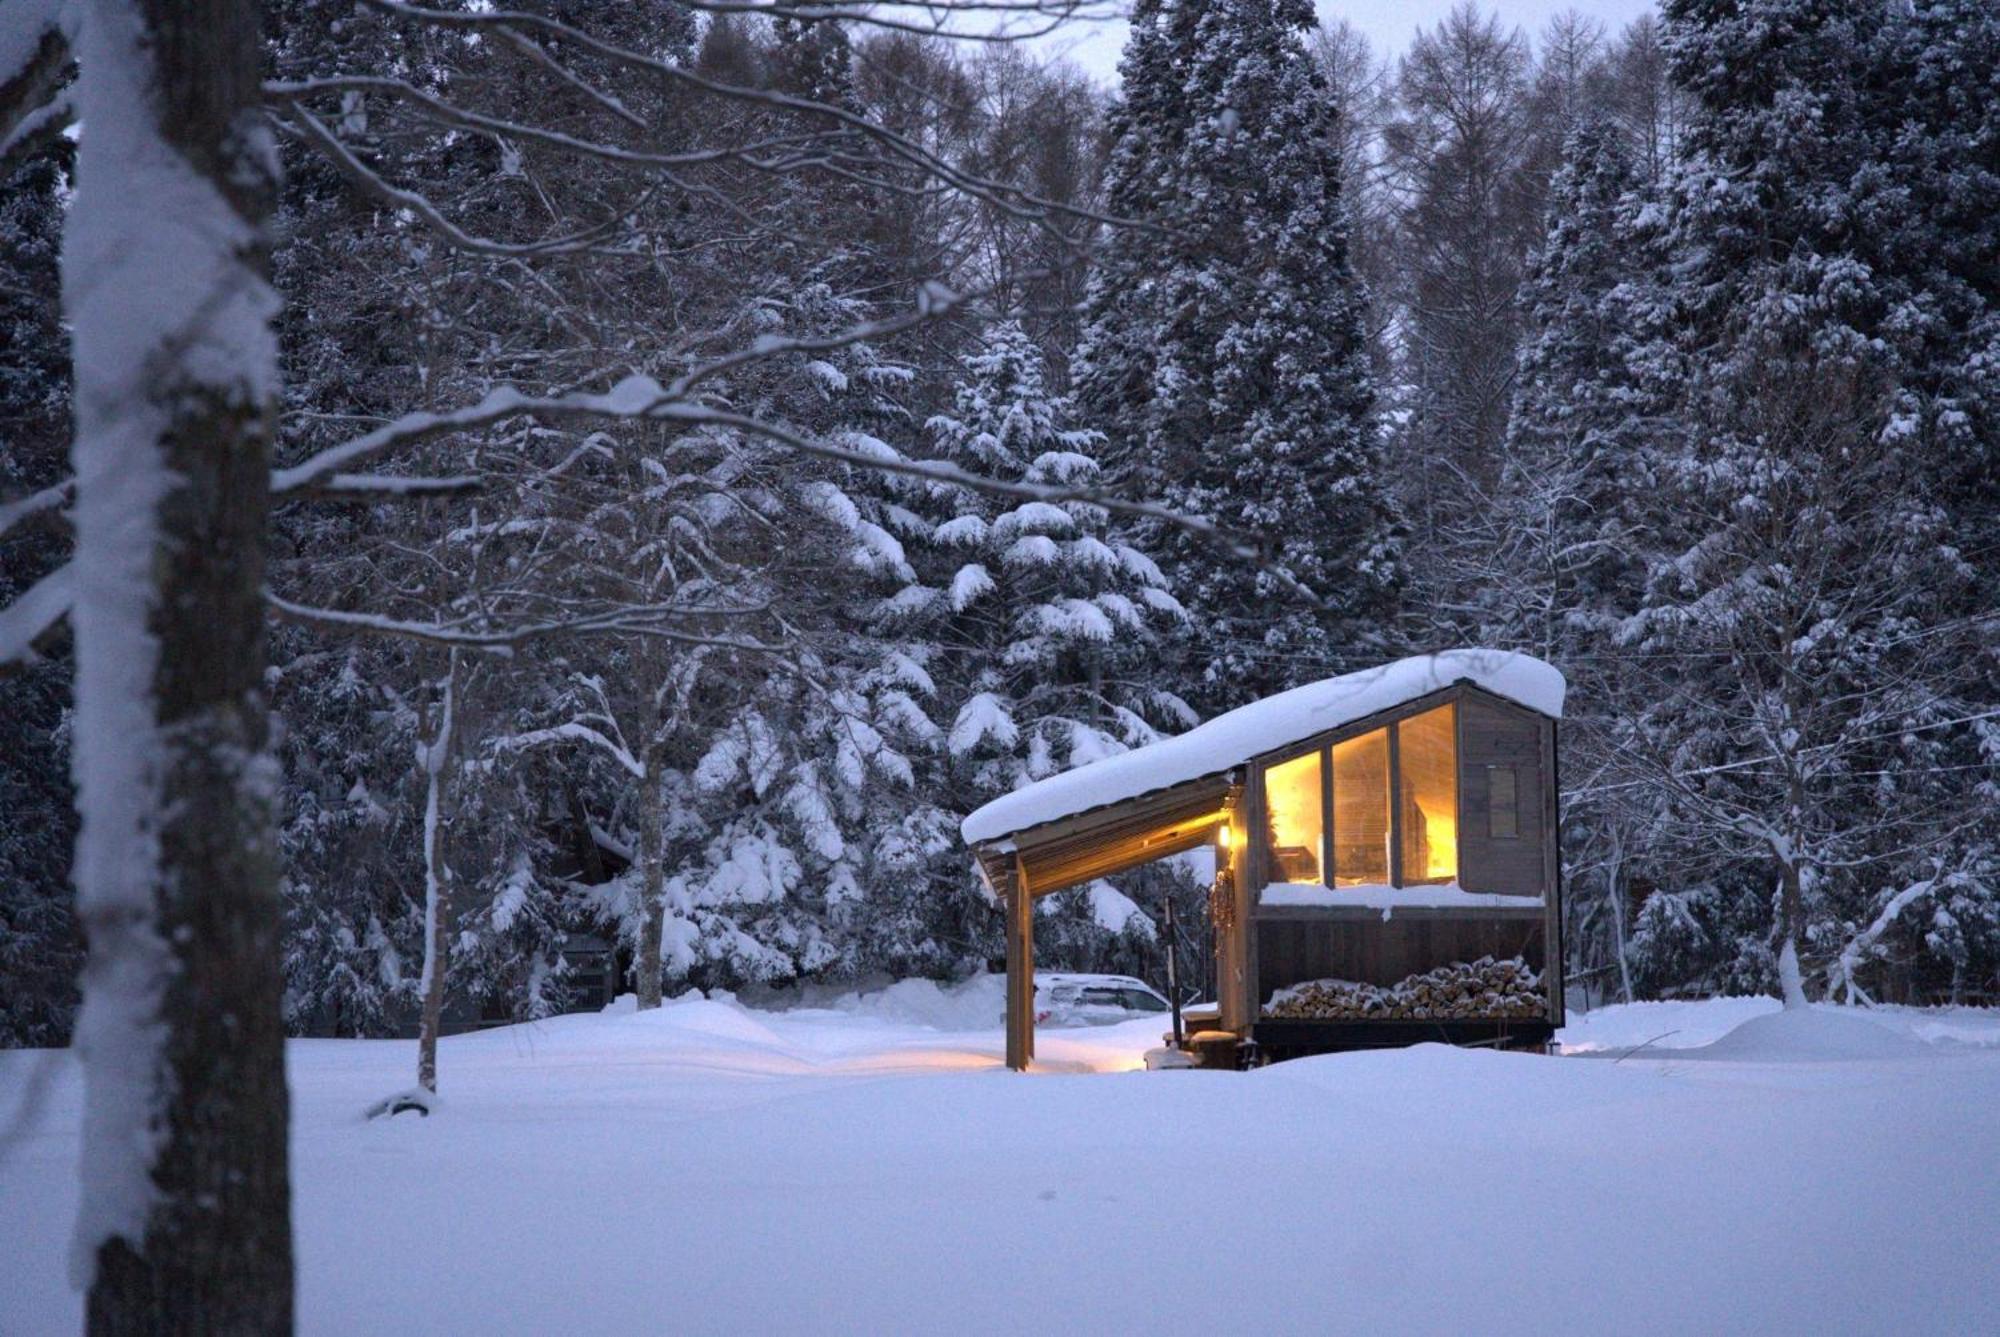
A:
[[1457, 695, 1549, 897], [1255, 916, 1548, 999]]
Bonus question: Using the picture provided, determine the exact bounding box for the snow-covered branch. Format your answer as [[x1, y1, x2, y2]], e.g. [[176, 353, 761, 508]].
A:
[[0, 562, 72, 666], [266, 75, 815, 175], [0, 13, 66, 160], [1829, 879, 1938, 1005], [0, 90, 69, 170], [493, 723, 646, 780], [0, 478, 72, 539], [277, 103, 644, 259], [274, 375, 1281, 573], [360, 1, 1134, 241], [264, 589, 782, 655], [288, 472, 483, 502]]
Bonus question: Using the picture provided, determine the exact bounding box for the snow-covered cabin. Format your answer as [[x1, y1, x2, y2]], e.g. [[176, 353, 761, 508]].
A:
[[961, 650, 1566, 1068]]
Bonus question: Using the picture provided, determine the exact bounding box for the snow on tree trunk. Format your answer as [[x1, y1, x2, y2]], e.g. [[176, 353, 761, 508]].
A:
[[416, 652, 459, 1094], [1777, 936, 1808, 1012], [61, 0, 292, 1328], [634, 741, 666, 1011], [1777, 852, 1808, 1011]]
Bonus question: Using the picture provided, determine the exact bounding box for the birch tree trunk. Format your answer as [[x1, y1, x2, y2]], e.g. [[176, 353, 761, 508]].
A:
[[415, 652, 461, 1093], [634, 742, 667, 1011], [1605, 828, 1634, 1006], [1775, 773, 1810, 1010], [1776, 859, 1809, 1010], [66, 0, 293, 1330]]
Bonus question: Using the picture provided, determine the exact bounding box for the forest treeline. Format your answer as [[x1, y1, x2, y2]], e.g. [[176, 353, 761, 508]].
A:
[[3, 0, 1996, 1047]]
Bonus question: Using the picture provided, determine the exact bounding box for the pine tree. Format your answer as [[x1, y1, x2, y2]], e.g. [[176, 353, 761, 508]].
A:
[[1488, 118, 1673, 1002], [1074, 0, 1398, 715], [1489, 118, 1662, 663], [1626, 0, 1991, 1005], [926, 322, 1192, 791], [899, 322, 1195, 968]]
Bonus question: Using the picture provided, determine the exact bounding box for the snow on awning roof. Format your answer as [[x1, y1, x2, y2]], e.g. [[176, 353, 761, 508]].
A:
[[961, 649, 1564, 847]]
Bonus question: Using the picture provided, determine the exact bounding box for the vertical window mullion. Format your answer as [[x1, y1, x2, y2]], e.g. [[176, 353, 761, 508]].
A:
[[1320, 746, 1334, 888], [1387, 722, 1403, 889]]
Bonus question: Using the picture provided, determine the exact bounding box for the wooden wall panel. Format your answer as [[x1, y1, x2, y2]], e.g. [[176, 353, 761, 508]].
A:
[[1458, 696, 1548, 896]]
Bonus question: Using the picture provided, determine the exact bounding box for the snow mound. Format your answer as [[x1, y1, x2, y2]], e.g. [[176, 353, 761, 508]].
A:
[[834, 975, 1006, 1032], [1557, 996, 1781, 1052], [1695, 1006, 1932, 1063], [601, 992, 786, 1047]]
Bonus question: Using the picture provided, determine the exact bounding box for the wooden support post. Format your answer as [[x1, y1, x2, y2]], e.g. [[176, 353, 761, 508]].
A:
[[1005, 859, 1034, 1070], [1218, 780, 1254, 1034], [1544, 719, 1566, 1028]]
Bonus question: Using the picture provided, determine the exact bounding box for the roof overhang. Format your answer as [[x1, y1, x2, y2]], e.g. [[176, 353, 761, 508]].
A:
[[971, 772, 1234, 898], [961, 651, 1564, 852]]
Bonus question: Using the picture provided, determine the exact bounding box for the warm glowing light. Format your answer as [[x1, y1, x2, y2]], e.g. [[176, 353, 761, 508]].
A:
[[1215, 821, 1232, 851], [1416, 803, 1458, 879], [1263, 750, 1324, 883], [1397, 705, 1459, 884]]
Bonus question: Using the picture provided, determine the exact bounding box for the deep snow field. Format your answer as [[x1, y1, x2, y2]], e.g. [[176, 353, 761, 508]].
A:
[[4, 985, 1998, 1336]]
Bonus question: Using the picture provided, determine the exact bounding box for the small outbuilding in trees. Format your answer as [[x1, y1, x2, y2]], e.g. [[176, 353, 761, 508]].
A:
[[961, 650, 1566, 1069]]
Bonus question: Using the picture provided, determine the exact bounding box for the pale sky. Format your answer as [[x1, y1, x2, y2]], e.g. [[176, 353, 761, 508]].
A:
[[1030, 0, 1660, 87]]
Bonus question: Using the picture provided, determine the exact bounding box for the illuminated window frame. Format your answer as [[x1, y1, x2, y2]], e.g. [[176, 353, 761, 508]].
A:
[[1259, 697, 1465, 892]]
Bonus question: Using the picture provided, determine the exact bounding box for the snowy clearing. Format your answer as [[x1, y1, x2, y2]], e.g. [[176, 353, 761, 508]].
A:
[[4, 991, 1998, 1336]]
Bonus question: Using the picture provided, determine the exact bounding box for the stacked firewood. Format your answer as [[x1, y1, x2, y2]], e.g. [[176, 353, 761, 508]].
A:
[[1265, 955, 1544, 1020]]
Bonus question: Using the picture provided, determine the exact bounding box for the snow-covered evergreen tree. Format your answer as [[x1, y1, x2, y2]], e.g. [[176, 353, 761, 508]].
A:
[[1485, 118, 1675, 1001], [1488, 118, 1664, 662], [1074, 0, 1398, 713], [625, 270, 950, 992], [925, 322, 1191, 795], [1624, 0, 1996, 1005], [901, 322, 1194, 968]]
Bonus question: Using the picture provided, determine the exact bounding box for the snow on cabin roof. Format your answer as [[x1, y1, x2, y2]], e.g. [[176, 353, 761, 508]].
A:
[[960, 649, 1565, 846]]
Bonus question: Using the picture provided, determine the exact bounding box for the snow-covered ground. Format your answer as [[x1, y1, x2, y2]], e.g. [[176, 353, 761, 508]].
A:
[[4, 986, 1998, 1335]]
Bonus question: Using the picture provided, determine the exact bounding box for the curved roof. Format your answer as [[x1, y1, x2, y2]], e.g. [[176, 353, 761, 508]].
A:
[[961, 649, 1565, 846]]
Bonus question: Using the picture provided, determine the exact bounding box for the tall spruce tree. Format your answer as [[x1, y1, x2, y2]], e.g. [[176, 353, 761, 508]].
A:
[[923, 322, 1192, 798], [1487, 118, 1673, 1002], [913, 322, 1196, 974], [1075, 0, 1398, 715], [1624, 0, 1994, 1005]]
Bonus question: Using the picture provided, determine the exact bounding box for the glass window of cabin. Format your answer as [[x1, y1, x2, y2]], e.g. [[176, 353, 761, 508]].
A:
[[1263, 750, 1324, 883], [1331, 729, 1390, 886], [1397, 704, 1459, 883], [1488, 765, 1519, 840]]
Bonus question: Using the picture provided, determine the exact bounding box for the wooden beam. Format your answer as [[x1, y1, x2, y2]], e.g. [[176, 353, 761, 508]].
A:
[[1003, 775, 1234, 854], [1019, 811, 1223, 898], [1251, 902, 1548, 922]]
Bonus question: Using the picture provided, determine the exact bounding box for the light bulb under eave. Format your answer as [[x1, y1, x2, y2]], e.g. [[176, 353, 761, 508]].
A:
[[1214, 821, 1232, 853]]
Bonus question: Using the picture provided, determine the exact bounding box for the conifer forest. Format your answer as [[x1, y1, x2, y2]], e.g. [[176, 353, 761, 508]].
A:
[[1, 1, 1997, 1332]]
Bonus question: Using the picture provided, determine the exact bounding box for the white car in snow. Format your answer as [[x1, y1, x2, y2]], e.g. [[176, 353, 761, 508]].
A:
[[1033, 973, 1172, 1027]]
